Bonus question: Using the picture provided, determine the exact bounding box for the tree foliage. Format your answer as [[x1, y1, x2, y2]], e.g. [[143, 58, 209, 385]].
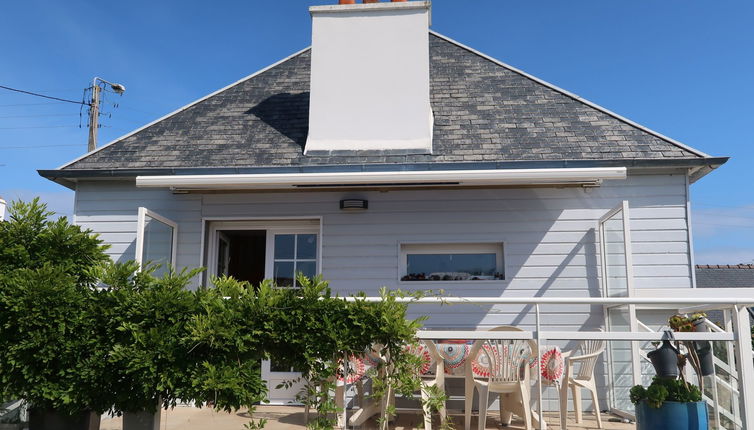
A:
[[0, 198, 109, 285], [0, 199, 111, 414], [98, 261, 203, 414]]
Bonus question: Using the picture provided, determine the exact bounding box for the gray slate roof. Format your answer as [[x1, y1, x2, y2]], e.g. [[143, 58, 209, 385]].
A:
[[696, 265, 754, 288], [58, 33, 710, 172]]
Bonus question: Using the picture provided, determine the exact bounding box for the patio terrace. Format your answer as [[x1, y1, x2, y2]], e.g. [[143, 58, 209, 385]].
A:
[[100, 406, 632, 430], [102, 295, 754, 430]]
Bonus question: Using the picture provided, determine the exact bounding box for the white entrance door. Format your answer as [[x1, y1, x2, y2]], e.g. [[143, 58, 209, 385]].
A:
[[599, 201, 641, 418], [263, 229, 319, 404], [135, 207, 178, 277]]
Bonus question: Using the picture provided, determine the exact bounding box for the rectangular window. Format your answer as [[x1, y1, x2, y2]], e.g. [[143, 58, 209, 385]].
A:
[[400, 243, 504, 281], [271, 233, 318, 287]]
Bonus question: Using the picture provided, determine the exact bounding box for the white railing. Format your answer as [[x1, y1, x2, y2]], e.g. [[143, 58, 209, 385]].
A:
[[343, 295, 754, 430]]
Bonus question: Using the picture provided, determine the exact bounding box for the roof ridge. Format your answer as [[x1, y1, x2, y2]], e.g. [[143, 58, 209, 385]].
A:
[[428, 30, 711, 159], [696, 264, 754, 269], [56, 46, 312, 170]]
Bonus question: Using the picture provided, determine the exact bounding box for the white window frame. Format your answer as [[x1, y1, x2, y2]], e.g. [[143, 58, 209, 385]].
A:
[[135, 207, 178, 271], [599, 200, 635, 298], [265, 229, 319, 288], [204, 219, 322, 285], [399, 242, 505, 283]]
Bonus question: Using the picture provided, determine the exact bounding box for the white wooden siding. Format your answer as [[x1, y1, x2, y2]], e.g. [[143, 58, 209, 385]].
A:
[[74, 172, 692, 326]]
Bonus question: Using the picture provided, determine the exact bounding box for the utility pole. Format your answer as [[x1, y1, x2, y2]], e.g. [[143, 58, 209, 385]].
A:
[[87, 77, 126, 152], [87, 81, 100, 152]]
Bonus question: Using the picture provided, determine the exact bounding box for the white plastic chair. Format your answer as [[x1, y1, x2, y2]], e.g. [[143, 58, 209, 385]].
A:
[[418, 340, 447, 430], [465, 326, 537, 430], [559, 338, 606, 429]]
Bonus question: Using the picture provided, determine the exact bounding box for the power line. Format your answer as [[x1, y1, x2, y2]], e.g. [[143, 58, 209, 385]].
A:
[[0, 102, 64, 107], [0, 125, 81, 130], [0, 144, 82, 149], [695, 222, 754, 229], [119, 105, 159, 116], [0, 113, 79, 119], [0, 84, 89, 106]]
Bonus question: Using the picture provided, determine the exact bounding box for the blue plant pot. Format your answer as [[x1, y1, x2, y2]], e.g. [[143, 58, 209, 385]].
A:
[[636, 401, 708, 430]]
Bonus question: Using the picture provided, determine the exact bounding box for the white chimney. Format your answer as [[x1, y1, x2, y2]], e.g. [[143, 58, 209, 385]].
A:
[[0, 197, 5, 222], [305, 1, 433, 154]]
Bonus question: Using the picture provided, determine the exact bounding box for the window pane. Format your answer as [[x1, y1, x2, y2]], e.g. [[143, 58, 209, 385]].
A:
[[297, 261, 317, 280], [274, 261, 294, 287], [143, 215, 173, 277], [270, 358, 300, 373], [406, 253, 498, 281], [274, 234, 295, 259], [217, 238, 229, 276], [270, 359, 295, 372], [602, 211, 628, 297], [296, 234, 317, 259]]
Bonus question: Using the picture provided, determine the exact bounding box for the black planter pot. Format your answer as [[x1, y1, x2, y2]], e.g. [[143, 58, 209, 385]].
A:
[[693, 320, 715, 376], [694, 340, 715, 376], [647, 340, 679, 379], [123, 410, 162, 430], [28, 408, 100, 430]]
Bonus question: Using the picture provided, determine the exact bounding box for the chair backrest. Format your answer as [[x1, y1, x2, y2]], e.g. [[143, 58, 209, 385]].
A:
[[467, 326, 535, 383], [575, 338, 606, 380], [481, 338, 533, 383], [420, 340, 445, 377]]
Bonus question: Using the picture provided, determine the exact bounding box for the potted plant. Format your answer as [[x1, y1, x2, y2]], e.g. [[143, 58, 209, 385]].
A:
[[632, 312, 714, 430], [630, 377, 706, 430], [668, 312, 715, 380], [669, 313, 714, 377], [0, 199, 111, 430]]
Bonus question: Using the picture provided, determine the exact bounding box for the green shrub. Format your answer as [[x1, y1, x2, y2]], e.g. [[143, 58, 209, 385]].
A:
[[0, 199, 111, 414], [181, 276, 269, 412], [97, 261, 203, 414], [0, 265, 112, 414]]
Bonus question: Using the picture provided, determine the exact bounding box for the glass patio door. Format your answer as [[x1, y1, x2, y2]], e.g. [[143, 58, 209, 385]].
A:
[[135, 207, 178, 277], [262, 228, 319, 405], [599, 201, 641, 417]]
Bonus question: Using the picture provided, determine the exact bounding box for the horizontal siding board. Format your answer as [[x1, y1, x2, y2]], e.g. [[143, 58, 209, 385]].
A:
[[201, 196, 687, 216], [323, 241, 687, 257]]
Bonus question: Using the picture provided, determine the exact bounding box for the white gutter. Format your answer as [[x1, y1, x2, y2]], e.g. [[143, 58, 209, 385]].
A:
[[136, 167, 627, 190]]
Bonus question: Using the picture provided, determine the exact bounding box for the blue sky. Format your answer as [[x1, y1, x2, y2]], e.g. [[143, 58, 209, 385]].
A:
[[1, 0, 752, 264]]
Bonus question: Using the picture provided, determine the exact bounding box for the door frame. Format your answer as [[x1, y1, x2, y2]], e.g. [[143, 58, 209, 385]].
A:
[[598, 201, 641, 419], [201, 217, 323, 405], [202, 217, 323, 281]]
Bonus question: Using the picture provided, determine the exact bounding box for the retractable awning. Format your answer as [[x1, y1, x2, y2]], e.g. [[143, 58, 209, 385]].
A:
[[135, 167, 627, 191]]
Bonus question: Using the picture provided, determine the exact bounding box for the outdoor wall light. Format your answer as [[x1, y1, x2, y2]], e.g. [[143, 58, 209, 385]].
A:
[[340, 199, 368, 211]]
